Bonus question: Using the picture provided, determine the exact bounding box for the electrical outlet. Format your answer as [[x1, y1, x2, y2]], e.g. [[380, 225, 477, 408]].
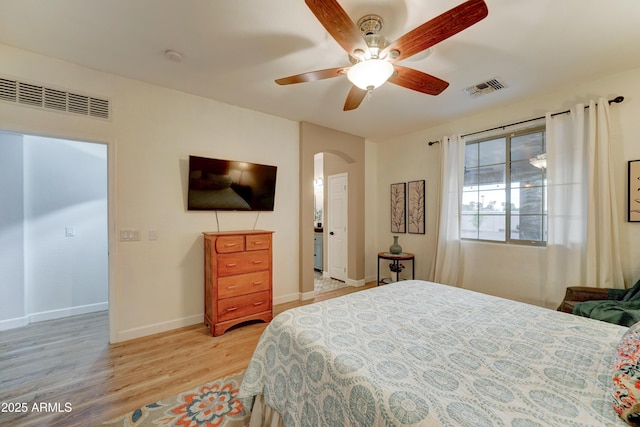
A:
[[119, 229, 141, 241]]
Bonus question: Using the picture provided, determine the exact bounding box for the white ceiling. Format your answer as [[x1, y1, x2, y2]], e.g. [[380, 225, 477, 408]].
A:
[[0, 0, 639, 140]]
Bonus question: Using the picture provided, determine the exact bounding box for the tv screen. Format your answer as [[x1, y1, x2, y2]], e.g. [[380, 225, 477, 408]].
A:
[[187, 155, 277, 211]]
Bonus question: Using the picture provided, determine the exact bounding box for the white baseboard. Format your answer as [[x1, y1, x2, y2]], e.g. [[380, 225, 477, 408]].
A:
[[275, 291, 315, 303], [0, 316, 29, 331], [346, 277, 366, 287], [0, 302, 109, 331], [114, 278, 372, 342], [116, 313, 203, 343], [29, 302, 109, 324], [117, 291, 310, 342], [117, 289, 315, 342], [300, 290, 315, 301], [273, 292, 300, 305]]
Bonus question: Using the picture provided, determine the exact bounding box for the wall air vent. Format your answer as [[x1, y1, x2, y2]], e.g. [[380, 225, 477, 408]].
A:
[[0, 76, 110, 120], [464, 77, 507, 98]]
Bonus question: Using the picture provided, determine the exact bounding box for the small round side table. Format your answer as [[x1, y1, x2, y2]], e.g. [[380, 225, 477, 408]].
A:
[[377, 252, 415, 285]]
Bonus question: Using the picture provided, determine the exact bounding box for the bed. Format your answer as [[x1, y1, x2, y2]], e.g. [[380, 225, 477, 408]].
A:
[[239, 280, 631, 426]]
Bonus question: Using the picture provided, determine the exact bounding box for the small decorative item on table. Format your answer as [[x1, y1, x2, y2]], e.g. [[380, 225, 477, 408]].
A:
[[389, 235, 402, 254]]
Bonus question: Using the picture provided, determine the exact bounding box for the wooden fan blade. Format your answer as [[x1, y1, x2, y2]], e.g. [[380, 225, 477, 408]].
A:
[[388, 65, 449, 95], [275, 67, 348, 85], [305, 0, 368, 57], [343, 86, 368, 111], [381, 0, 488, 62]]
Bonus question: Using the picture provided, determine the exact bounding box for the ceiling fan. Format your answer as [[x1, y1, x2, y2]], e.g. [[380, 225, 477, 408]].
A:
[[275, 0, 489, 111]]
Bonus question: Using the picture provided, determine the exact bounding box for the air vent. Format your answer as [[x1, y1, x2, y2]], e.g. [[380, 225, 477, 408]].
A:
[[0, 76, 110, 120], [464, 77, 507, 98]]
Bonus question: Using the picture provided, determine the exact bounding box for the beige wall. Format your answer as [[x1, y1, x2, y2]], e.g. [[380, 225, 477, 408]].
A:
[[373, 134, 442, 282], [364, 140, 379, 283], [5, 39, 638, 342], [375, 66, 640, 308], [0, 43, 300, 342], [299, 122, 365, 295]]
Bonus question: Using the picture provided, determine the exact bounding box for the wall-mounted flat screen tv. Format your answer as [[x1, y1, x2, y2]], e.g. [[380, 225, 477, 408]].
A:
[[188, 155, 277, 211]]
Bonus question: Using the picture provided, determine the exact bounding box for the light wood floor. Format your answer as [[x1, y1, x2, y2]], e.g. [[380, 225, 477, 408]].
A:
[[0, 282, 376, 427]]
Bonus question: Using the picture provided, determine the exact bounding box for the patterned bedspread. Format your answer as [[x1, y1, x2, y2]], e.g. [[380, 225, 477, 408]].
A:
[[239, 280, 628, 426]]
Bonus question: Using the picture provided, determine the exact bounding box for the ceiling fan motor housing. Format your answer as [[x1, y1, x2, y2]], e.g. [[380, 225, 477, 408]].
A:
[[357, 14, 383, 35], [350, 14, 389, 62]]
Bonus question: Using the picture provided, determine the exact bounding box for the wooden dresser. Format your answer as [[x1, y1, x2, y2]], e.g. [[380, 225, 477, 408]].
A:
[[203, 230, 274, 336]]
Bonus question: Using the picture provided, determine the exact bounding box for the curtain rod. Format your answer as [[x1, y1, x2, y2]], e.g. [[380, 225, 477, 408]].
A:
[[427, 96, 624, 146]]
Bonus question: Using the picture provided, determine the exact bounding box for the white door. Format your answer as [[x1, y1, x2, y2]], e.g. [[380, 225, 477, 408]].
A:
[[327, 173, 347, 281]]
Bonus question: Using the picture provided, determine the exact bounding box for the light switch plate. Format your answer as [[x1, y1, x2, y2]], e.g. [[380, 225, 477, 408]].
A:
[[120, 229, 141, 241]]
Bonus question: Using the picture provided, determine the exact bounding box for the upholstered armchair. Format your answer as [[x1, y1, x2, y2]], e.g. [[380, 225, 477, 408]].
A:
[[557, 280, 640, 327], [557, 286, 610, 313]]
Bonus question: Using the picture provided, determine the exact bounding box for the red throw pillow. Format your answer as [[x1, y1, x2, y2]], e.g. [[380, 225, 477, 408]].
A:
[[613, 321, 640, 426]]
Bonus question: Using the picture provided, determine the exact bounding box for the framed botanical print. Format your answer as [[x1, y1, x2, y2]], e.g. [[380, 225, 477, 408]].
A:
[[390, 182, 406, 233], [408, 180, 425, 234], [629, 160, 640, 222]]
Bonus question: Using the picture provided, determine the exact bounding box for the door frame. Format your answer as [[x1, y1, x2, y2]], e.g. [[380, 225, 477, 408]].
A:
[[0, 127, 115, 342]]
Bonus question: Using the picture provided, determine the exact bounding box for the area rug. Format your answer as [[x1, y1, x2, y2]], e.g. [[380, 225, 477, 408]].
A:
[[99, 371, 252, 427], [314, 272, 349, 295]]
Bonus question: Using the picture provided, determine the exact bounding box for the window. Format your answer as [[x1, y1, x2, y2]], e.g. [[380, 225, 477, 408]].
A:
[[461, 127, 546, 245]]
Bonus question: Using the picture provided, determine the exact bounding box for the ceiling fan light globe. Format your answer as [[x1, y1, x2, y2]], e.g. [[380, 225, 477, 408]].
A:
[[347, 59, 394, 90], [529, 153, 547, 169]]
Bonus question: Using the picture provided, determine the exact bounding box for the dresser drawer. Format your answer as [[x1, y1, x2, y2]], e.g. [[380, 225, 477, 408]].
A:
[[217, 271, 270, 299], [246, 234, 271, 251], [217, 291, 271, 322], [217, 250, 270, 276], [215, 235, 245, 253]]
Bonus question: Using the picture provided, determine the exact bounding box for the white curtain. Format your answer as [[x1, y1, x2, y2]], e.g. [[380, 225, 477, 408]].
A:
[[432, 135, 465, 286], [545, 98, 624, 307]]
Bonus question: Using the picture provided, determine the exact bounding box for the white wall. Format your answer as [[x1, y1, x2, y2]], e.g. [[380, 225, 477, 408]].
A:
[[0, 43, 300, 342], [23, 136, 108, 322], [0, 133, 108, 330], [0, 132, 25, 328], [375, 66, 640, 308]]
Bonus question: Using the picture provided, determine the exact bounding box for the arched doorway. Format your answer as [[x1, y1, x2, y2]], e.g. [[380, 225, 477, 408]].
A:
[[299, 122, 366, 299]]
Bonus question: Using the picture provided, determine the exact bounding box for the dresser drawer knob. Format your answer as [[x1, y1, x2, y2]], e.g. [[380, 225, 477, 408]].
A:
[[253, 301, 264, 307], [224, 243, 237, 248], [226, 307, 238, 312], [226, 285, 238, 290], [252, 241, 264, 245], [252, 260, 263, 265], [252, 281, 263, 286], [225, 263, 238, 268]]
